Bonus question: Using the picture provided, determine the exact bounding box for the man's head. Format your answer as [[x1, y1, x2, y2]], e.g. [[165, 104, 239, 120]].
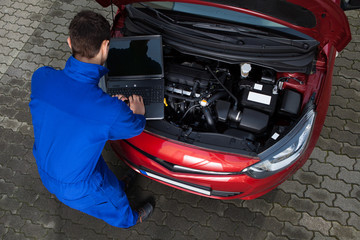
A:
[[68, 10, 110, 64]]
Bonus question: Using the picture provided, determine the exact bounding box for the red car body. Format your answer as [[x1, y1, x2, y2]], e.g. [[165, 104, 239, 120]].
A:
[[97, 0, 353, 199]]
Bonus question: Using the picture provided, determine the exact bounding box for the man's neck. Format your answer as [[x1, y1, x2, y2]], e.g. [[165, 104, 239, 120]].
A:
[[74, 55, 102, 65]]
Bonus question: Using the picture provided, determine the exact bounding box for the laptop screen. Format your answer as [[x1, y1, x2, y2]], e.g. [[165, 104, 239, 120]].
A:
[[106, 35, 164, 79]]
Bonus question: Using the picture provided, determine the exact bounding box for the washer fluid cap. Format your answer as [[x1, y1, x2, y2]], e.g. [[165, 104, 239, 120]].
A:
[[241, 63, 252, 78]]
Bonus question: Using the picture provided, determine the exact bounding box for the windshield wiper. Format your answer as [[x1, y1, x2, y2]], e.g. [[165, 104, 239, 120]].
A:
[[127, 4, 317, 54], [180, 22, 269, 35], [128, 4, 244, 45], [135, 4, 312, 50], [185, 22, 312, 50]]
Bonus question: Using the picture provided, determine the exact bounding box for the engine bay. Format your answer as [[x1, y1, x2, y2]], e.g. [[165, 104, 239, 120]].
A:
[[146, 47, 307, 153]]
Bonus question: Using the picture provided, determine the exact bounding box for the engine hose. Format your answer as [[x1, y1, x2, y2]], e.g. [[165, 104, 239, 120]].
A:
[[202, 107, 217, 132], [180, 104, 199, 122], [206, 65, 238, 109], [207, 91, 227, 105], [191, 80, 200, 97], [188, 80, 200, 109]]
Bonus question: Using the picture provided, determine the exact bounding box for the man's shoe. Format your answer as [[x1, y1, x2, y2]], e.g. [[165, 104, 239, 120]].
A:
[[136, 203, 154, 223]]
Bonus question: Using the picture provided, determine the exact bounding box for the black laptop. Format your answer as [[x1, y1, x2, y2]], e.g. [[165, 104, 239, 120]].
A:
[[106, 35, 164, 120]]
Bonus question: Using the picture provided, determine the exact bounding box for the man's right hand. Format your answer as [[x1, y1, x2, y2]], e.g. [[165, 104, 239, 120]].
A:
[[129, 95, 145, 116]]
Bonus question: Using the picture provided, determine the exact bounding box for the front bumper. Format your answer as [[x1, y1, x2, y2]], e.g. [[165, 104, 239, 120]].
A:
[[110, 136, 309, 200]]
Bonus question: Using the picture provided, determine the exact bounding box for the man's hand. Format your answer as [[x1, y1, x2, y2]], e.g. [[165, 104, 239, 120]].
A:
[[113, 94, 128, 103], [129, 95, 145, 115]]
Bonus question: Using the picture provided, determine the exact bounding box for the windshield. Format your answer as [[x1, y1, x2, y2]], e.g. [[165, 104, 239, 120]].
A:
[[132, 2, 314, 40]]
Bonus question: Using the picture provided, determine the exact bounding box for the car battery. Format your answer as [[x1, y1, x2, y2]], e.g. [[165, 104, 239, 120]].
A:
[[239, 80, 278, 115]]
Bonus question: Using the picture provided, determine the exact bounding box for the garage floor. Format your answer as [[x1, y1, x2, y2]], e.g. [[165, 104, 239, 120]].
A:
[[0, 1, 359, 239]]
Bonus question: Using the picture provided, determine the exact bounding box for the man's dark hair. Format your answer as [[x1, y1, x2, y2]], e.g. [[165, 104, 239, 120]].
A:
[[69, 10, 110, 58]]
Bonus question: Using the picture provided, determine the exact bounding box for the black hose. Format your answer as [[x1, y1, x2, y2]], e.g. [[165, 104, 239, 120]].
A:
[[180, 104, 199, 122], [206, 66, 238, 109], [191, 80, 200, 97], [202, 107, 217, 132], [207, 91, 227, 105]]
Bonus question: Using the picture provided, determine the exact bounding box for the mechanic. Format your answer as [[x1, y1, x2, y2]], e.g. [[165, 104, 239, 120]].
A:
[[29, 10, 153, 228]]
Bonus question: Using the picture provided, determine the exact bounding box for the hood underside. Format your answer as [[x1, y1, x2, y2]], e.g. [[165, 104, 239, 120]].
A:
[[96, 0, 351, 51]]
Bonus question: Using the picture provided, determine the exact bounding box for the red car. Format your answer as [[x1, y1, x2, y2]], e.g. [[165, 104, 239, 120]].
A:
[[97, 0, 358, 199]]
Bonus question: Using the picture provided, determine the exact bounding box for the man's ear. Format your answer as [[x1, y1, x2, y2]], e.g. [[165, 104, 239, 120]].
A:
[[101, 40, 110, 54], [100, 39, 110, 63], [67, 37, 72, 49]]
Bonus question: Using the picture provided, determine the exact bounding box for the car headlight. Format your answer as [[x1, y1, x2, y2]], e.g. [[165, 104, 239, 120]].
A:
[[242, 106, 316, 179]]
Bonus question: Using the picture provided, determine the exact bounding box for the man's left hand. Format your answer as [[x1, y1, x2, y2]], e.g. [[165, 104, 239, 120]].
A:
[[113, 94, 128, 104]]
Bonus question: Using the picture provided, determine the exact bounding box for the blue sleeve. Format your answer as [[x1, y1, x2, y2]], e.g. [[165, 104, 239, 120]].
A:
[[108, 101, 146, 140], [31, 66, 55, 98]]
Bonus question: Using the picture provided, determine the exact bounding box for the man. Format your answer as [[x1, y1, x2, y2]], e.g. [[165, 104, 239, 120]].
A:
[[29, 10, 153, 228]]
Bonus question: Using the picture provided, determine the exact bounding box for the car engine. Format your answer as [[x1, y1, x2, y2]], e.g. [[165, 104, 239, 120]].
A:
[[158, 49, 304, 151]]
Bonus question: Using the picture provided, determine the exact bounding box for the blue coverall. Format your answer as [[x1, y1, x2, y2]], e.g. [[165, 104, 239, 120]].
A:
[[29, 56, 146, 228]]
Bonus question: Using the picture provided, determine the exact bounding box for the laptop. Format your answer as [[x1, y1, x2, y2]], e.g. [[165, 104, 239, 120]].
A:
[[105, 35, 164, 120]]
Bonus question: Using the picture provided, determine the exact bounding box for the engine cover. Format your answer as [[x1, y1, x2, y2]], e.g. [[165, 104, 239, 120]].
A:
[[166, 63, 211, 89]]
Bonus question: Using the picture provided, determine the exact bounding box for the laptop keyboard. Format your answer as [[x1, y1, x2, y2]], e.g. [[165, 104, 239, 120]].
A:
[[107, 86, 163, 105]]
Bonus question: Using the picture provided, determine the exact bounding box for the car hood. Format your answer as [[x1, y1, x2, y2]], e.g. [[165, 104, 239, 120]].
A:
[[96, 0, 351, 51]]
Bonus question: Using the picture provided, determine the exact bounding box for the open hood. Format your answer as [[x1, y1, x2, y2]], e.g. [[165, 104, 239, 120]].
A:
[[96, 0, 351, 51]]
